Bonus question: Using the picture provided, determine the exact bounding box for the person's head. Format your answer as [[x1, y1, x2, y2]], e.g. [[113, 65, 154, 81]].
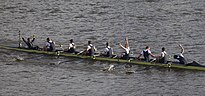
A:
[[88, 41, 91, 45], [70, 39, 73, 43], [47, 38, 50, 42], [146, 46, 150, 50], [162, 47, 165, 52], [27, 38, 30, 42]]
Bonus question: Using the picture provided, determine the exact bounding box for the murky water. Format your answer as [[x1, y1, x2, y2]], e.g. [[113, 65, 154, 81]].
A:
[[0, 0, 205, 95]]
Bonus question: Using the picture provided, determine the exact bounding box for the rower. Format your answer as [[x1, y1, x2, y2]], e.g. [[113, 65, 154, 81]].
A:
[[119, 37, 130, 60], [66, 39, 76, 53], [85, 41, 96, 56], [103, 42, 114, 57], [22, 36, 38, 50], [44, 38, 55, 52], [173, 44, 187, 65], [158, 47, 168, 64], [137, 46, 155, 62]]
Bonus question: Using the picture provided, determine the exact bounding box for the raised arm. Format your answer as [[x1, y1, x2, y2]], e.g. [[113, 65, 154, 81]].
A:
[[179, 44, 184, 54], [22, 37, 26, 43], [125, 37, 129, 48], [31, 37, 35, 43], [119, 43, 126, 50]]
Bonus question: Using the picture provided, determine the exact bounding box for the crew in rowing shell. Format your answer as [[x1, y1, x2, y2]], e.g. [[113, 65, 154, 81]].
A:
[[44, 38, 55, 52], [137, 46, 155, 62], [119, 37, 130, 60], [65, 39, 77, 53], [22, 36, 39, 50], [102, 42, 114, 58], [173, 44, 187, 65], [173, 44, 205, 67], [84, 41, 97, 56], [157, 47, 168, 64]]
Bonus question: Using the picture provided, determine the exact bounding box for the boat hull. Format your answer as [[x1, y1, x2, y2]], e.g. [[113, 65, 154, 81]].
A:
[[1, 45, 205, 71]]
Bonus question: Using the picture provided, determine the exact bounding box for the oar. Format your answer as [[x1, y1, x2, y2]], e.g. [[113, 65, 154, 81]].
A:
[[77, 50, 85, 55], [18, 30, 21, 48]]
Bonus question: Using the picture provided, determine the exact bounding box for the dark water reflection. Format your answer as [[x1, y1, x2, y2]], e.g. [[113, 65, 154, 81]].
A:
[[0, 0, 205, 95]]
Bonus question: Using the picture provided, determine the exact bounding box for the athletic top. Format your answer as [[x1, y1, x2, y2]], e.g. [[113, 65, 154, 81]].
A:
[[141, 49, 152, 55], [87, 44, 96, 56], [141, 49, 152, 61], [46, 40, 55, 51], [69, 43, 75, 49], [45, 42, 51, 49], [161, 51, 167, 58], [87, 44, 94, 51], [175, 53, 187, 64], [125, 47, 130, 54], [104, 46, 113, 57], [160, 51, 168, 64], [104, 46, 111, 53]]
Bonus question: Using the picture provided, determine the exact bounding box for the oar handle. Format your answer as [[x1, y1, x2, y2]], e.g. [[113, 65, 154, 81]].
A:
[[18, 31, 21, 48]]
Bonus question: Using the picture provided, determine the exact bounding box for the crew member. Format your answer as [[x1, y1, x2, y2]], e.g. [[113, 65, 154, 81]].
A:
[[86, 41, 96, 56], [66, 39, 76, 53], [119, 37, 130, 60], [103, 42, 114, 57], [22, 36, 38, 50], [174, 44, 187, 65], [137, 46, 155, 62], [44, 38, 55, 51], [158, 47, 168, 64]]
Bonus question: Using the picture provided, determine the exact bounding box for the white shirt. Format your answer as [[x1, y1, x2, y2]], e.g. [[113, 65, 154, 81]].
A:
[[104, 46, 110, 52], [141, 49, 151, 55], [125, 47, 130, 54], [87, 44, 96, 51], [161, 51, 167, 57], [45, 42, 50, 48], [119, 44, 130, 54], [179, 53, 184, 57], [45, 40, 54, 48], [69, 43, 75, 49]]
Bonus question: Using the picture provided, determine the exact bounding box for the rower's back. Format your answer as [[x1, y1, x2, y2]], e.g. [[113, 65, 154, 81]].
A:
[[159, 47, 168, 64], [87, 41, 96, 56], [143, 50, 150, 62], [105, 42, 113, 57], [89, 44, 95, 56]]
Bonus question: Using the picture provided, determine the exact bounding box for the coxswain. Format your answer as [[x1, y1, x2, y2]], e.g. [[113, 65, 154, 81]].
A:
[[103, 42, 114, 57], [158, 47, 168, 64], [137, 46, 155, 62], [119, 37, 130, 60], [173, 44, 187, 65], [22, 36, 38, 50], [44, 38, 55, 52]]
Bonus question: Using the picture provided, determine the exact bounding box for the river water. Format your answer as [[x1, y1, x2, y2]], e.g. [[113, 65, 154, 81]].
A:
[[0, 0, 205, 95]]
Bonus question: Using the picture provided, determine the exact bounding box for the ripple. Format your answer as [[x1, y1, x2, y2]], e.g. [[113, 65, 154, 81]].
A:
[[0, 0, 205, 96]]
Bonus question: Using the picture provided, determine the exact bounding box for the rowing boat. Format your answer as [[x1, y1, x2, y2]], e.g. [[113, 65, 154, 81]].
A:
[[1, 45, 205, 71]]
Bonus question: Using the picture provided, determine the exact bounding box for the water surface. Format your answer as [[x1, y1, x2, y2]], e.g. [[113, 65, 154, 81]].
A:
[[0, 0, 205, 95]]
